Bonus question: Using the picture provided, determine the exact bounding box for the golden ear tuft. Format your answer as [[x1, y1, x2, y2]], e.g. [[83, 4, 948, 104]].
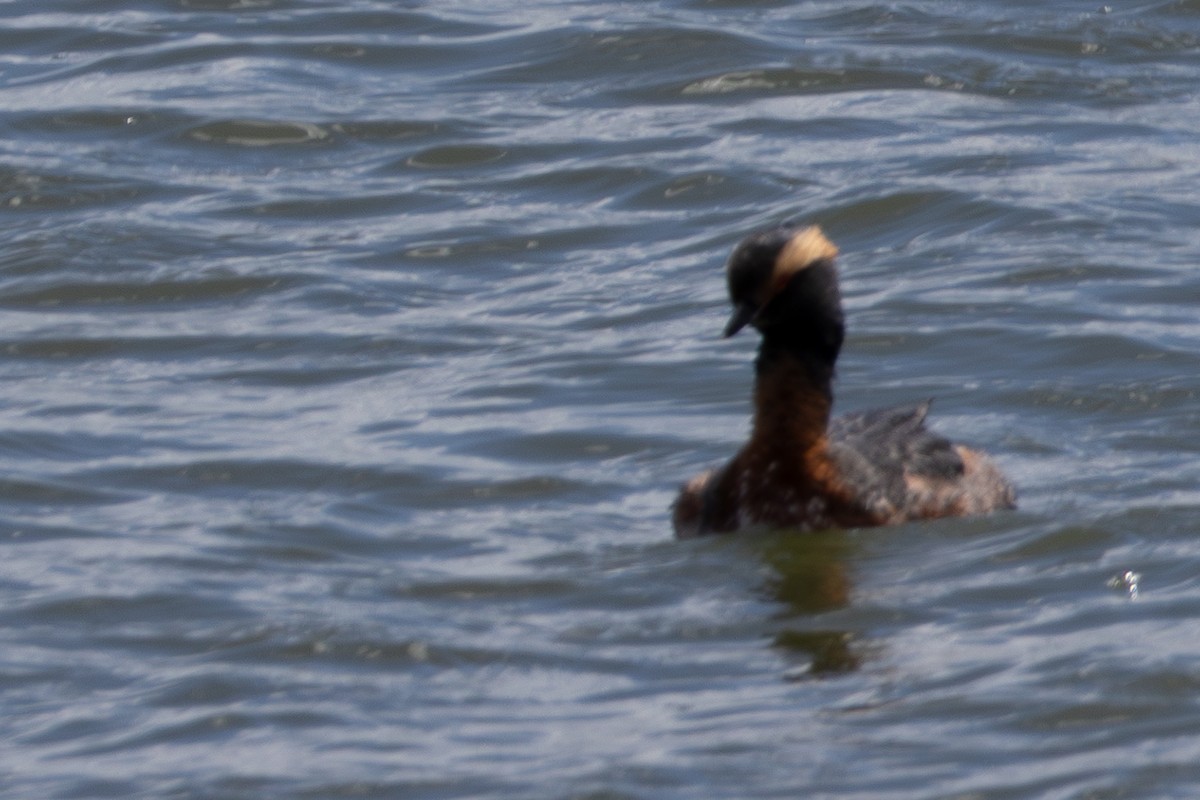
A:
[[776, 226, 838, 278]]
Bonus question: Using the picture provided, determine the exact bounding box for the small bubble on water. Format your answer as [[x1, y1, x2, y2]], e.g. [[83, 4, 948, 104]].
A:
[[1108, 570, 1141, 599]]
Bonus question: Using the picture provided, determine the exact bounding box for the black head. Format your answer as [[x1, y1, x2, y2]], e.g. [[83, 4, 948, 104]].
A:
[[723, 224, 844, 346]]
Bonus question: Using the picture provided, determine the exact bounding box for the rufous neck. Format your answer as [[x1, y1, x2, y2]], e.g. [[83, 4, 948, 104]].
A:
[[750, 344, 834, 451]]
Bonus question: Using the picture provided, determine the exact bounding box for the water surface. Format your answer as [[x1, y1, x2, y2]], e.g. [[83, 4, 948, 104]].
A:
[[4, 1, 1200, 798]]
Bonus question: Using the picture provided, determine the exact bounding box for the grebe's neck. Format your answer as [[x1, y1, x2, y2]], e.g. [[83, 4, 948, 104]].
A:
[[740, 256, 844, 456], [750, 341, 834, 452]]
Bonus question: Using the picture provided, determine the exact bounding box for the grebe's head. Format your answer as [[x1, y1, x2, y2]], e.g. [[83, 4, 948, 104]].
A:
[[723, 225, 842, 347]]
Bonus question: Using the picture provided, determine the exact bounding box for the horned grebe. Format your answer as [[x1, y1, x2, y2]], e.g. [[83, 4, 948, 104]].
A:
[[673, 225, 1015, 538]]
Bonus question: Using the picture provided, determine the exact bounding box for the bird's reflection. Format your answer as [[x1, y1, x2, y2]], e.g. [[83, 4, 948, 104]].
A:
[[756, 531, 862, 677]]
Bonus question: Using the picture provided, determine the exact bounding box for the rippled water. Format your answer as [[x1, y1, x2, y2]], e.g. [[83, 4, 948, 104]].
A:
[[5, 1, 1200, 797]]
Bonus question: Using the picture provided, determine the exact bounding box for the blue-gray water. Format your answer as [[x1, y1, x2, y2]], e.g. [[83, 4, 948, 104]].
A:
[[5, 1, 1200, 797]]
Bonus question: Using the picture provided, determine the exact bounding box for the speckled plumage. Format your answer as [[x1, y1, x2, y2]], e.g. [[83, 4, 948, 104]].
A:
[[673, 225, 1015, 538]]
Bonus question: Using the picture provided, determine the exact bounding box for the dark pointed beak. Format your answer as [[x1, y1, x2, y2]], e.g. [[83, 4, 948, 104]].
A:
[[722, 301, 757, 338]]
